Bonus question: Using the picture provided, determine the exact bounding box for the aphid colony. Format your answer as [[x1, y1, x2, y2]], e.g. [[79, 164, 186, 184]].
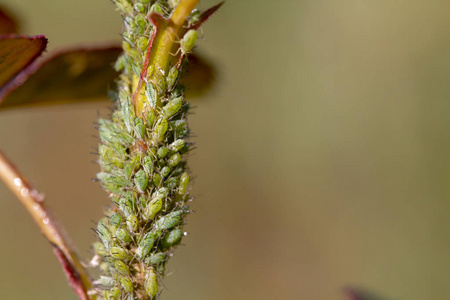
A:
[[94, 0, 198, 299]]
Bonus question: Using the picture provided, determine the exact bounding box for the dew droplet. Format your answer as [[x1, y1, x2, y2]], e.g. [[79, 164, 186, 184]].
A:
[[20, 188, 29, 196], [43, 218, 49, 225], [13, 178, 22, 187], [30, 189, 44, 202]]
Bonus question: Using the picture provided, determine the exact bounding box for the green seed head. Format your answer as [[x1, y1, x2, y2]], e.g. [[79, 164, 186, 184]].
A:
[[94, 1, 221, 298]]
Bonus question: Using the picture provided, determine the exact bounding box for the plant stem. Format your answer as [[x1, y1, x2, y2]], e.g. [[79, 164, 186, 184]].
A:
[[150, 0, 200, 75], [0, 150, 94, 300], [133, 0, 200, 116]]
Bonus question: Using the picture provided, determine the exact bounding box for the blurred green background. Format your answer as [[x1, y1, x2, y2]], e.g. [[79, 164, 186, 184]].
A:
[[1, 0, 450, 299]]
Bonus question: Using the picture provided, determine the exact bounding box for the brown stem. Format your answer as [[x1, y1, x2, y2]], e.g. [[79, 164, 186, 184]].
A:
[[0, 150, 94, 300]]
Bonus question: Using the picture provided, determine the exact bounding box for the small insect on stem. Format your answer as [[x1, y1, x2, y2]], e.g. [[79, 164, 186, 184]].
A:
[[175, 29, 198, 69]]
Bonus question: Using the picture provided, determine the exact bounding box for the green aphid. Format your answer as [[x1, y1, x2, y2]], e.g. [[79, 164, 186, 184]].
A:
[[102, 290, 110, 300], [147, 110, 156, 126], [145, 253, 166, 265], [125, 15, 137, 33], [153, 173, 162, 186], [115, 260, 130, 275], [162, 97, 182, 118], [122, 40, 132, 55], [133, 2, 145, 13], [123, 162, 134, 179], [156, 76, 166, 93], [157, 147, 168, 159], [167, 66, 178, 91], [158, 263, 166, 276], [99, 276, 115, 287], [137, 231, 158, 259], [121, 31, 132, 44], [131, 63, 143, 77], [116, 131, 134, 144], [98, 120, 115, 143], [171, 166, 184, 176], [169, 119, 188, 138], [99, 146, 115, 165], [169, 139, 185, 152], [121, 99, 135, 133], [154, 210, 182, 231], [166, 177, 179, 190], [110, 247, 126, 260], [114, 0, 133, 15], [152, 117, 168, 143], [130, 154, 142, 171], [178, 172, 190, 195], [93, 242, 107, 256], [189, 10, 202, 26], [134, 117, 146, 139], [180, 29, 198, 55], [120, 276, 134, 294], [143, 197, 162, 221], [114, 54, 126, 72], [97, 218, 112, 247], [97, 173, 129, 194], [138, 196, 147, 208], [110, 213, 122, 227], [161, 166, 171, 178], [109, 225, 118, 235], [99, 262, 109, 273], [119, 193, 135, 217], [146, 83, 157, 109], [116, 228, 132, 243], [168, 0, 180, 9], [110, 286, 122, 299], [167, 153, 181, 167], [126, 215, 139, 233], [137, 36, 149, 52], [161, 228, 183, 249], [145, 268, 158, 298], [150, 3, 164, 14], [134, 169, 148, 193], [108, 238, 120, 249], [147, 148, 157, 159], [143, 156, 154, 176], [155, 187, 169, 198], [134, 14, 146, 34]]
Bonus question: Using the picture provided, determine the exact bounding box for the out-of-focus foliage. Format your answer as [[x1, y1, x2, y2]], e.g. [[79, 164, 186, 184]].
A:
[[0, 0, 450, 300]]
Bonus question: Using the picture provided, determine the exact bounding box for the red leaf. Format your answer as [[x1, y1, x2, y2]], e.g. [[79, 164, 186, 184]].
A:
[[52, 245, 89, 300], [0, 35, 47, 88], [190, 1, 225, 30], [345, 287, 394, 300], [0, 45, 121, 109]]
